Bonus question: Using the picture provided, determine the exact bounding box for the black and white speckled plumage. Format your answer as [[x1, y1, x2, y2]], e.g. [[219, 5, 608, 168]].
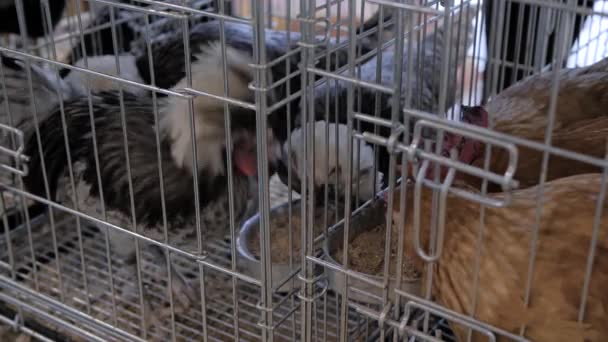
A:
[[21, 18, 382, 229], [0, 52, 79, 166], [21, 88, 260, 315], [23, 91, 258, 247], [21, 20, 289, 308], [63, 18, 372, 144], [14, 13, 393, 312], [23, 35, 274, 235]]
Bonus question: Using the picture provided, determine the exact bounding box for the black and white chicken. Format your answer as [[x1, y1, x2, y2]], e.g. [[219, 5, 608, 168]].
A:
[[0, 51, 152, 194], [0, 51, 77, 160], [279, 121, 383, 204], [277, 6, 479, 201], [21, 28, 281, 317], [14, 15, 387, 319]]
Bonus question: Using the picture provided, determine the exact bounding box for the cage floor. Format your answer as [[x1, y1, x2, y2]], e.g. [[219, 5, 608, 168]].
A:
[[0, 174, 454, 341], [1, 211, 382, 341], [0, 172, 380, 342]]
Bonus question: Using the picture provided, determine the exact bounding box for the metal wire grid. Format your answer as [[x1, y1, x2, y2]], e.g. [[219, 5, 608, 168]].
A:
[[0, 0, 606, 341], [567, 1, 608, 67], [0, 2, 392, 337], [0, 210, 371, 342], [0, 1, 460, 340], [0, 210, 454, 342], [0, 181, 453, 342], [315, 0, 608, 341], [0, 1, 227, 62], [6, 0, 487, 341], [484, 0, 605, 94], [295, 2, 487, 340]]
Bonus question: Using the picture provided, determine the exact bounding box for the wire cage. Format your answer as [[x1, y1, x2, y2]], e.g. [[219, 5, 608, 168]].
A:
[[0, 0, 607, 341]]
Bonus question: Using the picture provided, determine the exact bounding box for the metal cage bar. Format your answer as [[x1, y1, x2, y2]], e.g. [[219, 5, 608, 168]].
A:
[[0, 0, 606, 341]]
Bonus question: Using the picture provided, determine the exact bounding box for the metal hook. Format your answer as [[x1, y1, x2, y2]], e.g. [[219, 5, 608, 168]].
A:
[[411, 119, 519, 205], [413, 149, 457, 263]]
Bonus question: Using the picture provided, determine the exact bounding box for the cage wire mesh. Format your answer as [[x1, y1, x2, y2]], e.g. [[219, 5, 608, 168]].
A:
[[0, 0, 607, 341]]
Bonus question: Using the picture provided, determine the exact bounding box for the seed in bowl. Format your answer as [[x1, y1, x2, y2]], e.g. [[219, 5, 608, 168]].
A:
[[248, 205, 340, 263]]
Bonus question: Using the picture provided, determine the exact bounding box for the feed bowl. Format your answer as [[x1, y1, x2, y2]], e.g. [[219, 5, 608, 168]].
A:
[[237, 199, 338, 293], [323, 199, 421, 305]]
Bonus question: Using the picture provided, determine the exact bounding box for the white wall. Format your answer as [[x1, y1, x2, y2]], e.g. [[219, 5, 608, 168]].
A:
[[567, 1, 608, 67]]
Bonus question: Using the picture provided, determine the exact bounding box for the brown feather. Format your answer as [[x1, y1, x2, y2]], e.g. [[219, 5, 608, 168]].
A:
[[391, 173, 608, 341], [459, 57, 608, 191], [463, 117, 608, 191]]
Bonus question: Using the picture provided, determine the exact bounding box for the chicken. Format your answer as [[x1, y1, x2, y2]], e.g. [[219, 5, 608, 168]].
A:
[[301, 5, 478, 187], [0, 52, 78, 163], [19, 22, 284, 323], [421, 56, 608, 191], [482, 55, 608, 140], [388, 173, 608, 341], [275, 7, 478, 205], [23, 52, 271, 316], [463, 108, 608, 192], [278, 121, 383, 203], [6, 12, 390, 213], [0, 51, 155, 188], [16, 16, 393, 323]]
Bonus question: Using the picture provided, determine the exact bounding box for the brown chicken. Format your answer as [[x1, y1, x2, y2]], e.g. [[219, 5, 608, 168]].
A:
[[423, 56, 608, 191], [389, 173, 608, 342]]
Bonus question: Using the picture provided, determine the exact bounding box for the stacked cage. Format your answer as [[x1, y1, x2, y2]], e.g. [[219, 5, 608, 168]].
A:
[[0, 0, 607, 341]]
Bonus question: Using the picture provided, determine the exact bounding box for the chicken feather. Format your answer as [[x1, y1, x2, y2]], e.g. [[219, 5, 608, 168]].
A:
[[477, 57, 608, 189], [427, 57, 608, 191], [390, 173, 608, 341], [487, 56, 608, 139]]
